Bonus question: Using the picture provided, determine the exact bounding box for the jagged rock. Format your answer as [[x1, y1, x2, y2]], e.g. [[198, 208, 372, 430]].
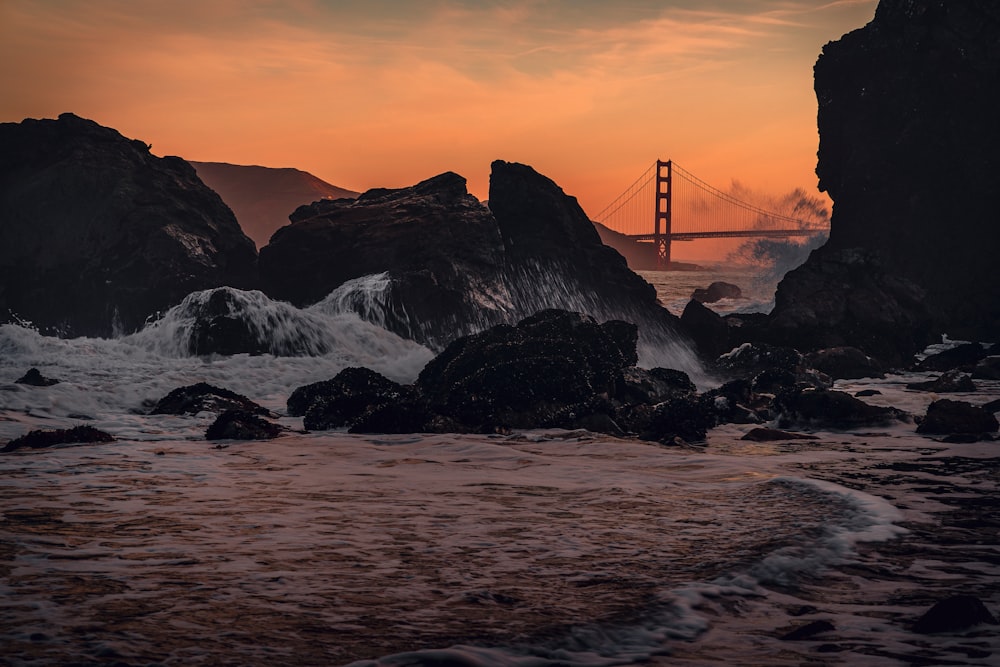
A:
[[639, 395, 714, 445], [2, 425, 114, 452], [906, 370, 977, 393], [0, 113, 258, 337], [776, 388, 905, 430], [150, 382, 269, 416], [14, 368, 59, 386], [691, 281, 741, 303], [715, 342, 804, 379], [770, 0, 1000, 355], [297, 368, 411, 431], [912, 595, 998, 634], [205, 409, 283, 441], [916, 343, 989, 372], [259, 161, 689, 352], [916, 399, 999, 436], [701, 379, 768, 426], [620, 367, 696, 406], [742, 428, 819, 442], [680, 299, 730, 361], [806, 346, 884, 380], [416, 310, 637, 432], [348, 401, 435, 435]]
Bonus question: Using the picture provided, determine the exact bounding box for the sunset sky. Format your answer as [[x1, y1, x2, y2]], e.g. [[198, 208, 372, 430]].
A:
[[1, 0, 876, 258]]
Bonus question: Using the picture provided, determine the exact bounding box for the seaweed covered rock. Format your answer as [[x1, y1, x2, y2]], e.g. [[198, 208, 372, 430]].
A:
[[416, 310, 637, 431], [297, 369, 414, 431], [150, 382, 269, 416], [2, 425, 114, 452], [916, 399, 999, 436], [206, 409, 283, 441]]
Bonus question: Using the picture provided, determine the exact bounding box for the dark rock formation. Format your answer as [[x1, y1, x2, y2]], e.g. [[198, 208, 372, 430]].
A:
[[259, 161, 688, 353], [205, 409, 283, 441], [0, 114, 258, 337], [916, 343, 990, 372], [293, 368, 413, 431], [768, 0, 1000, 359], [776, 389, 905, 430], [912, 595, 998, 634], [916, 399, 999, 436], [15, 368, 60, 386], [692, 281, 741, 304], [805, 346, 884, 380], [150, 382, 269, 416], [416, 310, 637, 432], [190, 161, 358, 248], [906, 370, 977, 393], [680, 300, 731, 361], [715, 343, 804, 379], [2, 425, 114, 452]]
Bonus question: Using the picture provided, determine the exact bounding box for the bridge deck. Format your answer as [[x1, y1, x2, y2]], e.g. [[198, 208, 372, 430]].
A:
[[627, 229, 826, 241]]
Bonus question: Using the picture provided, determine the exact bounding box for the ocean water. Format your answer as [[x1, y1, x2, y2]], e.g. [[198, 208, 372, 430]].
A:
[[1, 276, 998, 666]]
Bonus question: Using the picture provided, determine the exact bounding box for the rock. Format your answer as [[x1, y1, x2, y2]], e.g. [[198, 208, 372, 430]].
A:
[[916, 343, 989, 372], [768, 248, 934, 367], [639, 395, 714, 445], [779, 619, 835, 641], [906, 370, 977, 393], [691, 281, 741, 303], [260, 161, 689, 353], [776, 389, 905, 430], [855, 389, 882, 397], [0, 114, 258, 337], [416, 310, 637, 433], [259, 172, 508, 349], [205, 409, 283, 441], [14, 368, 59, 386], [297, 368, 410, 431], [741, 428, 819, 442], [700, 379, 768, 426], [781, 0, 1000, 349], [150, 382, 269, 416], [806, 346, 884, 380], [620, 367, 696, 406], [715, 342, 804, 379], [982, 398, 1000, 414], [972, 356, 1000, 380], [2, 425, 114, 452], [916, 399, 999, 436], [348, 400, 434, 435], [680, 299, 730, 361], [912, 595, 998, 634]]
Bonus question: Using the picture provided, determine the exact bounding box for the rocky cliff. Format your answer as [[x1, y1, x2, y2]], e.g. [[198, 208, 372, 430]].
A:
[[769, 0, 1000, 358], [0, 114, 258, 337], [260, 161, 688, 355]]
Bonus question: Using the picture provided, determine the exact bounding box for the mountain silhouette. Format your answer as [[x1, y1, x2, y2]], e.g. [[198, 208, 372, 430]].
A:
[[191, 161, 358, 248]]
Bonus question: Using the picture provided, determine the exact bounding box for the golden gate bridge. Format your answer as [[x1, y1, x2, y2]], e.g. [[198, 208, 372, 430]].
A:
[[594, 160, 829, 265]]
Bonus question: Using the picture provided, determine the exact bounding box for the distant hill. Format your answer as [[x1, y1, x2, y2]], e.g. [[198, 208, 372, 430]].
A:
[[191, 161, 358, 248], [592, 221, 702, 271]]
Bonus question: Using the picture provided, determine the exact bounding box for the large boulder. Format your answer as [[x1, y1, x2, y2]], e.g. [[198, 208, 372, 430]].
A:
[[0, 114, 258, 337], [415, 309, 638, 432], [916, 399, 999, 436], [259, 161, 691, 356], [691, 281, 741, 304], [769, 0, 1000, 357], [2, 425, 114, 453]]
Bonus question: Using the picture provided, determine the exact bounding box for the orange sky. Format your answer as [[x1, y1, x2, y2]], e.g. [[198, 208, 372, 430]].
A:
[[1, 0, 877, 260]]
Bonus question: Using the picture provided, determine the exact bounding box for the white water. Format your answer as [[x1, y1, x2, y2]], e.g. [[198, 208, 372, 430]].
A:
[[1, 276, 999, 666]]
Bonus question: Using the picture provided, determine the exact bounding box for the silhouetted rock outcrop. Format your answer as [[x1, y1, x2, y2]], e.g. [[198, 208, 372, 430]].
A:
[[15, 368, 60, 386], [2, 425, 114, 453], [913, 595, 998, 634], [150, 382, 269, 417], [0, 114, 258, 337], [692, 281, 741, 304], [916, 399, 999, 436], [766, 1, 1000, 359], [259, 161, 691, 357]]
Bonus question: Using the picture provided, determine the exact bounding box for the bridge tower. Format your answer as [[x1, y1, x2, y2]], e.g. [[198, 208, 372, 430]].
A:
[[655, 159, 672, 267]]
